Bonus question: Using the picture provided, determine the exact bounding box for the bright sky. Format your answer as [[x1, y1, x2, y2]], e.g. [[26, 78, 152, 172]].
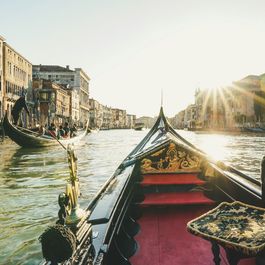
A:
[[1, 0, 265, 117]]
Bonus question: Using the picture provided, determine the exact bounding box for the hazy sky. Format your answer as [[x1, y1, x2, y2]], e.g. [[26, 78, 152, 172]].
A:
[[1, 0, 265, 117]]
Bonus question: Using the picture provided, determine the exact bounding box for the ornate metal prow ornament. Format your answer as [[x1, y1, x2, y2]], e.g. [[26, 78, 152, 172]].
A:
[[40, 145, 92, 264], [58, 144, 85, 225]]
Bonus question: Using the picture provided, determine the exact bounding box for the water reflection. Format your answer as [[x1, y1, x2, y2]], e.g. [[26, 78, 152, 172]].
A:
[[0, 129, 265, 264], [0, 140, 70, 264], [177, 130, 265, 179]]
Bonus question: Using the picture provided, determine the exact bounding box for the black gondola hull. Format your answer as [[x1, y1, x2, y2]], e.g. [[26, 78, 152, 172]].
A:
[[3, 114, 87, 148]]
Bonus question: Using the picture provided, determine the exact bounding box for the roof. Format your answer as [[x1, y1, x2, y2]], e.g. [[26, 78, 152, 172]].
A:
[[4, 42, 32, 65], [33, 65, 74, 73]]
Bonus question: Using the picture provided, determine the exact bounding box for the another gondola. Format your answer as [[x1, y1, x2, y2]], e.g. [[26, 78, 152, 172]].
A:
[[40, 107, 265, 265], [2, 113, 88, 148], [134, 122, 145, 131]]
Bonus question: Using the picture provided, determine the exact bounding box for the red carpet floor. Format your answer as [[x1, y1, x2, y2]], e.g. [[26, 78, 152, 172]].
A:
[[130, 206, 255, 265]]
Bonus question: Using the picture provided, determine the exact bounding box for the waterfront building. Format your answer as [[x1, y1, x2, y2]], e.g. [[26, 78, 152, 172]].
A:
[[184, 104, 197, 129], [63, 85, 80, 125], [126, 114, 135, 129], [2, 39, 32, 124], [194, 89, 220, 129], [33, 65, 90, 127], [74, 68, 90, 127], [194, 88, 205, 129], [193, 74, 265, 130], [89, 98, 103, 129], [214, 86, 235, 129], [55, 86, 71, 125], [135, 116, 155, 128], [173, 110, 185, 129], [194, 88, 229, 130], [111, 108, 127, 129], [233, 75, 264, 127], [89, 100, 136, 130], [0, 35, 4, 119], [102, 105, 113, 129], [33, 79, 70, 126]]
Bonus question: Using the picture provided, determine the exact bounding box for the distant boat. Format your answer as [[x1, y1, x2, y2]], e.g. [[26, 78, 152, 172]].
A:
[[87, 127, 100, 133], [134, 122, 145, 131], [100, 127, 110, 130], [241, 127, 265, 133], [2, 113, 88, 148]]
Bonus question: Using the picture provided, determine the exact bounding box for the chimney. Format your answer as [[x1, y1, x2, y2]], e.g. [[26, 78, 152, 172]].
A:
[[66, 65, 69, 69]]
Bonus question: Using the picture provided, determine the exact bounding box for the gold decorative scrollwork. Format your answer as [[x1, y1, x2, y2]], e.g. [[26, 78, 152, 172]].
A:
[[141, 142, 201, 174]]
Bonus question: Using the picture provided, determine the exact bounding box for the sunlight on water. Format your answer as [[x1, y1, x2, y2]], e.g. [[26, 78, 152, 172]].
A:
[[194, 134, 228, 161], [177, 130, 265, 179]]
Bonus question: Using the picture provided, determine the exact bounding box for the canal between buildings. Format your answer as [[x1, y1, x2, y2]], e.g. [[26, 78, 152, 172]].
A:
[[1, 129, 265, 264]]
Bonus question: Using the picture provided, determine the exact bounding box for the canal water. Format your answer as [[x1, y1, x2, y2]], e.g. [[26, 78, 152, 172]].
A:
[[1, 129, 265, 264]]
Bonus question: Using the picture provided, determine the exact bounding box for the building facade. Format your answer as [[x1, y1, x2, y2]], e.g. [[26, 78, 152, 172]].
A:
[[183, 74, 265, 131], [74, 68, 90, 127], [173, 110, 185, 129], [89, 98, 103, 129], [135, 116, 155, 128], [126, 114, 135, 129], [102, 105, 113, 129], [33, 79, 70, 126], [184, 104, 197, 129], [233, 75, 261, 126], [0, 35, 4, 119], [55, 86, 71, 124], [69, 87, 80, 124], [111, 108, 127, 129], [33, 65, 90, 127], [2, 41, 32, 123]]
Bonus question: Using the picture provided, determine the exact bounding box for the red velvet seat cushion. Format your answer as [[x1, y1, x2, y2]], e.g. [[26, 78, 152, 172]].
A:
[[141, 173, 205, 186]]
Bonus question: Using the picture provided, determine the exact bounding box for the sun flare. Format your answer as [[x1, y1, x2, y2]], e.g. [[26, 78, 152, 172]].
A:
[[198, 134, 228, 161]]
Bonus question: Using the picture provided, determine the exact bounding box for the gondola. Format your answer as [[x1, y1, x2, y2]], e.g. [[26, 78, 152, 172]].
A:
[[40, 107, 265, 265], [241, 127, 265, 133], [2, 113, 88, 148], [134, 122, 145, 131]]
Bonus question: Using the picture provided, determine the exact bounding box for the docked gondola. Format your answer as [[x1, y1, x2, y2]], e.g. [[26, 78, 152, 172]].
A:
[[40, 107, 265, 265], [2, 113, 88, 148]]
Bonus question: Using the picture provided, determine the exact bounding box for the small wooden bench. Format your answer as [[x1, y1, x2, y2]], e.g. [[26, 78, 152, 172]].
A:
[[187, 201, 265, 265]]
